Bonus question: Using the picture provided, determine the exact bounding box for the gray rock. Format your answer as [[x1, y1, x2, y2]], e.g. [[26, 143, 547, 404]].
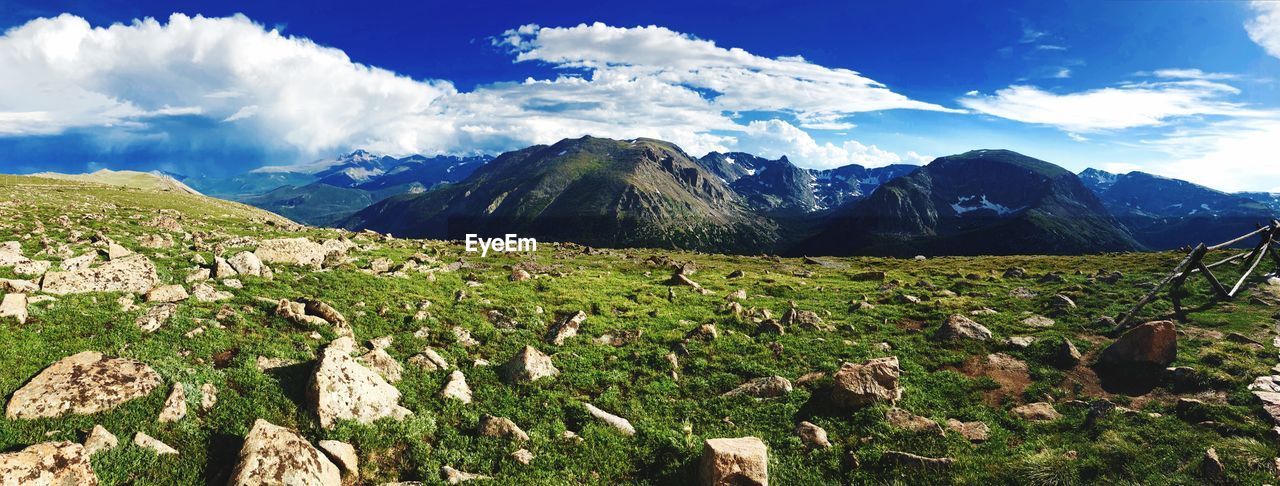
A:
[[229, 419, 340, 486], [6, 351, 162, 419]]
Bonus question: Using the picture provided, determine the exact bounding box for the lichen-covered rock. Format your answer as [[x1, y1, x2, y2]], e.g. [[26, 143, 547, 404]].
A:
[[227, 251, 263, 277], [40, 254, 158, 295], [584, 403, 635, 436], [308, 337, 411, 429], [440, 371, 472, 403], [145, 285, 188, 303], [934, 315, 992, 341], [0, 441, 98, 485], [255, 238, 332, 268], [83, 425, 118, 456], [501, 346, 559, 383], [723, 376, 793, 398], [157, 384, 186, 423], [831, 357, 902, 408], [1097, 320, 1176, 368], [136, 303, 176, 333], [478, 415, 529, 442], [229, 419, 340, 486], [191, 283, 233, 302], [358, 348, 403, 383], [318, 440, 358, 476], [0, 293, 27, 324], [133, 432, 177, 456], [546, 310, 585, 346], [700, 437, 768, 486], [1012, 402, 1061, 421], [6, 351, 162, 419], [795, 422, 831, 449]]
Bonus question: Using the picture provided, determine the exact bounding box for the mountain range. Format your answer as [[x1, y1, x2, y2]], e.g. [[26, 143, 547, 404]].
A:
[[30, 137, 1277, 256]]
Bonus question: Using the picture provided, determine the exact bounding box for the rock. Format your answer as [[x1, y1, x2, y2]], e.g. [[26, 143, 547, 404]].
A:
[[408, 347, 450, 371], [6, 351, 162, 419], [510, 268, 532, 281], [185, 268, 211, 283], [727, 269, 745, 278], [227, 251, 263, 277], [14, 260, 51, 276], [511, 448, 534, 465], [0, 278, 38, 293], [40, 254, 158, 295], [441, 371, 472, 403], [137, 234, 172, 249], [723, 376, 793, 398], [699, 437, 768, 486], [228, 419, 340, 486], [213, 257, 237, 279], [136, 303, 177, 333], [1021, 315, 1055, 328], [200, 384, 217, 412], [1010, 287, 1037, 299], [1012, 402, 1061, 421], [303, 298, 347, 326], [452, 326, 479, 347], [478, 415, 529, 441], [145, 284, 188, 303], [1005, 336, 1036, 349], [255, 238, 330, 268], [669, 273, 702, 289], [1096, 320, 1176, 368], [222, 278, 243, 289], [584, 403, 635, 436], [934, 315, 992, 341], [546, 310, 586, 346], [781, 308, 825, 329], [308, 336, 411, 429], [83, 425, 118, 456], [133, 432, 177, 455], [157, 384, 186, 423], [0, 441, 98, 485], [881, 451, 953, 472], [318, 440, 358, 477], [1202, 448, 1225, 483], [795, 421, 831, 449], [946, 419, 989, 442], [850, 270, 886, 282], [255, 356, 298, 372], [501, 346, 559, 383], [106, 242, 131, 260], [191, 283, 233, 302], [358, 348, 403, 383], [441, 465, 490, 484], [1003, 267, 1027, 278], [886, 408, 944, 436], [0, 293, 28, 324], [1050, 294, 1077, 310], [755, 319, 784, 335], [1056, 338, 1082, 367], [832, 357, 902, 408]]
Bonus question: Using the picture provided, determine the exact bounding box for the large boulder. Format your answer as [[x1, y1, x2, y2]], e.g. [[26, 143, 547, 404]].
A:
[[308, 337, 411, 429], [256, 238, 343, 269], [0, 441, 98, 485], [934, 315, 992, 341], [501, 346, 559, 383], [699, 437, 768, 486], [227, 251, 263, 277], [831, 357, 902, 408], [40, 254, 158, 295], [1097, 320, 1176, 367], [7, 351, 162, 419], [228, 419, 341, 486]]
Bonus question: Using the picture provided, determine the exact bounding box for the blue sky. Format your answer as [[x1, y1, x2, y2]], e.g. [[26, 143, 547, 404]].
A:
[[1, 0, 1279, 191]]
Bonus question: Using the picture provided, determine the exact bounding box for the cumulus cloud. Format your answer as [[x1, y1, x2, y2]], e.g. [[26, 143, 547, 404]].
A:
[[1247, 1, 1280, 60], [958, 77, 1269, 132], [1141, 118, 1280, 192], [734, 119, 925, 169], [0, 14, 944, 171]]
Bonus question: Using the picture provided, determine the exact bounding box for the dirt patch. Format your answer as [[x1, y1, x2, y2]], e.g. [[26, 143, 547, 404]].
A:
[[958, 353, 1031, 406], [895, 318, 925, 332]]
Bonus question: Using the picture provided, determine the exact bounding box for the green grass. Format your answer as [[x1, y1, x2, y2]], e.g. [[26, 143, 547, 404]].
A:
[[1, 174, 1279, 484]]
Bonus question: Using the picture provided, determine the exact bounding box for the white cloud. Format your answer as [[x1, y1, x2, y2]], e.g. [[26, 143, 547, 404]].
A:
[[958, 77, 1270, 132], [735, 119, 917, 169], [0, 15, 943, 170], [1139, 118, 1280, 192], [1247, 1, 1280, 60]]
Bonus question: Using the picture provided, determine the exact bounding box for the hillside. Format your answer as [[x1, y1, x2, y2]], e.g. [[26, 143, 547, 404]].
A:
[[798, 150, 1141, 256], [29, 169, 202, 195], [343, 136, 780, 254], [3, 174, 1280, 483]]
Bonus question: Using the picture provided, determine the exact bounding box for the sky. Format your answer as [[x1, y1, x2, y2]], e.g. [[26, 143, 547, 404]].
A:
[[0, 0, 1279, 191]]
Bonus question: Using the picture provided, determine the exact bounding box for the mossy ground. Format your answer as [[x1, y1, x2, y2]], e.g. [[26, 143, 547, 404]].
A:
[[1, 174, 1279, 485]]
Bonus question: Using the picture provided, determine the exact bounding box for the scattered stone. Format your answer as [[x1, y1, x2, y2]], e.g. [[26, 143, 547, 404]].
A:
[[200, 384, 217, 412], [511, 268, 532, 281], [1056, 338, 1082, 367], [317, 440, 358, 477], [308, 336, 411, 429], [1012, 402, 1061, 421], [511, 448, 534, 465], [755, 319, 784, 335], [452, 326, 479, 347], [145, 284, 188, 303], [1010, 287, 1037, 299], [254, 238, 330, 268], [727, 269, 745, 279], [1005, 336, 1036, 349], [0, 441, 98, 485], [136, 303, 177, 333], [191, 283, 233, 302], [850, 270, 886, 281], [795, 421, 831, 449], [83, 425, 118, 455], [723, 376, 793, 398], [441, 465, 490, 484], [1021, 315, 1055, 328], [255, 356, 298, 372], [1097, 320, 1176, 368], [886, 408, 944, 436], [186, 268, 211, 283], [881, 451, 953, 472], [669, 273, 702, 289], [501, 346, 559, 383], [946, 419, 989, 442], [133, 432, 178, 456], [229, 419, 340, 486], [584, 403, 635, 436], [6, 351, 162, 419], [441, 371, 473, 404], [106, 242, 131, 260], [14, 260, 51, 276], [358, 347, 403, 383], [478, 415, 529, 441], [546, 310, 586, 345], [970, 307, 998, 315], [934, 315, 992, 341], [700, 437, 768, 486], [157, 384, 187, 423], [41, 254, 158, 295], [1202, 448, 1225, 483], [1050, 294, 1077, 310], [408, 348, 450, 371], [781, 307, 825, 329], [832, 357, 902, 408], [222, 279, 243, 289], [0, 278, 38, 293], [0, 293, 28, 324], [213, 257, 237, 279], [228, 251, 263, 277]]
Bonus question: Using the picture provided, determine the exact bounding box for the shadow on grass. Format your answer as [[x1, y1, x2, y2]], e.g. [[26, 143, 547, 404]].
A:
[[267, 361, 315, 408], [203, 432, 244, 484]]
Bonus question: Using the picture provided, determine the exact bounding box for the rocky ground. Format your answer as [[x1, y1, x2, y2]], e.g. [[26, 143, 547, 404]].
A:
[[1, 173, 1280, 484]]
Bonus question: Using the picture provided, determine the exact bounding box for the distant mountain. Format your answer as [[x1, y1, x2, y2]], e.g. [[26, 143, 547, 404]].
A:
[[795, 150, 1140, 256], [1079, 169, 1275, 249], [1236, 192, 1280, 214], [343, 136, 780, 253], [240, 183, 375, 226], [29, 169, 201, 195], [697, 152, 917, 215]]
